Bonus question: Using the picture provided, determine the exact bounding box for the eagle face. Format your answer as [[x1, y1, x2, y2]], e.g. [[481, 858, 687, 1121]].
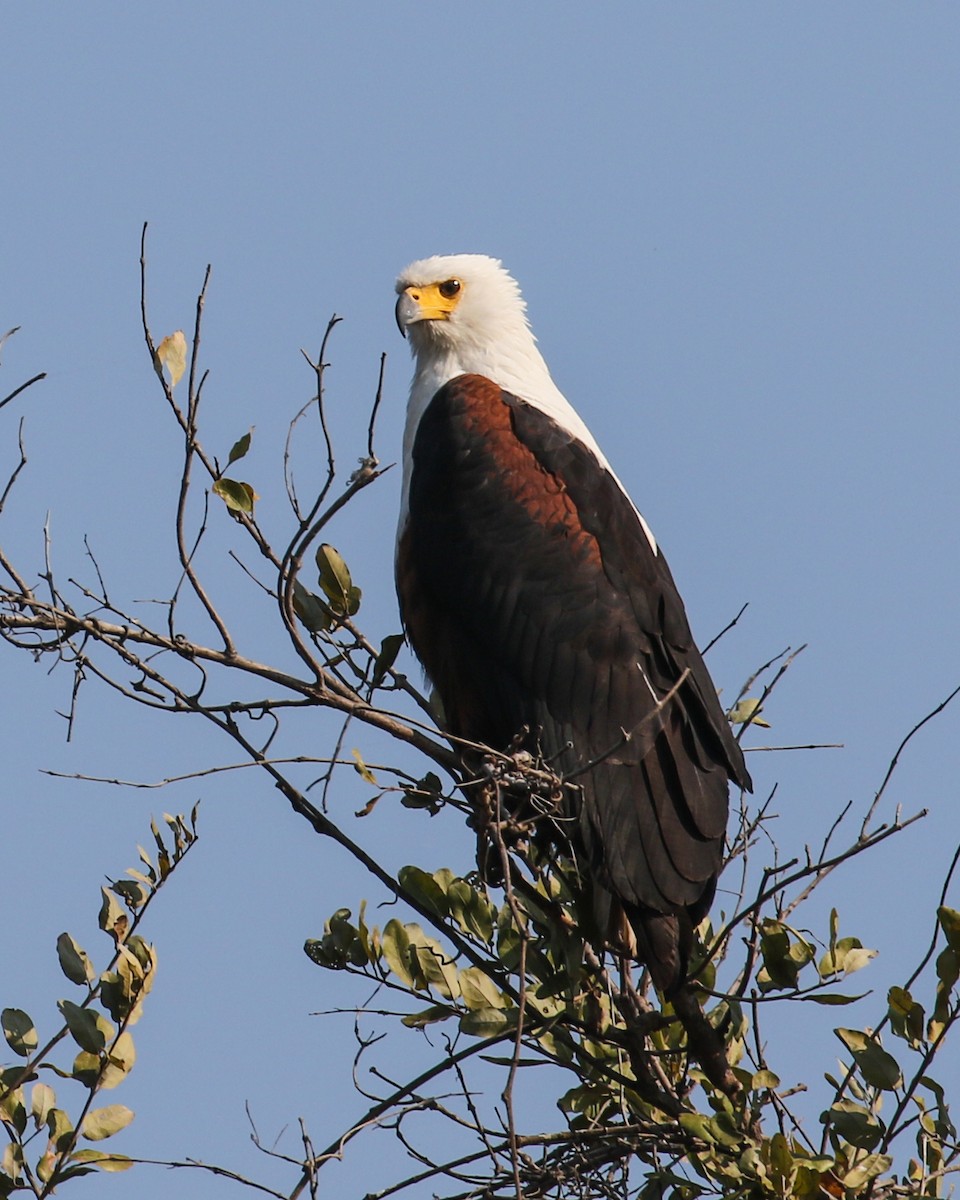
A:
[[395, 254, 529, 359], [395, 276, 464, 335]]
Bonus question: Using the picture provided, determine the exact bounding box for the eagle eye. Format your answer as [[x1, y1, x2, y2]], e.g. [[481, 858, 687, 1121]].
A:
[[438, 279, 461, 299]]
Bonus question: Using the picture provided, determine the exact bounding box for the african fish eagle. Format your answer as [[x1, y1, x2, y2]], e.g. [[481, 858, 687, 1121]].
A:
[[394, 254, 752, 994]]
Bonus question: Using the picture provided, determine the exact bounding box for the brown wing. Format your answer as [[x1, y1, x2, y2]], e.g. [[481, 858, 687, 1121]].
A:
[[397, 373, 751, 988]]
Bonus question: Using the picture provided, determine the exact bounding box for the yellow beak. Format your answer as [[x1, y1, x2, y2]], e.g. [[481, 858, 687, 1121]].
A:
[[395, 284, 459, 337]]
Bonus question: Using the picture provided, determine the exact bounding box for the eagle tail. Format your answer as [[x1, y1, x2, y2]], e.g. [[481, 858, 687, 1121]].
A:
[[616, 903, 739, 1095]]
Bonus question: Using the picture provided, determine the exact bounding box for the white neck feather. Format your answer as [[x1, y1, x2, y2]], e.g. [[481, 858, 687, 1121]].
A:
[[396, 255, 656, 552], [402, 323, 604, 477]]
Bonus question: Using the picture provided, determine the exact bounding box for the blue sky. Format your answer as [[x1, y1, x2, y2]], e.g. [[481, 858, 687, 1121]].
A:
[[2, 5, 959, 1195]]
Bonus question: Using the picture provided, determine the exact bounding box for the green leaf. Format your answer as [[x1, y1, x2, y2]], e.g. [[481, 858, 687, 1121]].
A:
[[72, 1051, 101, 1088], [212, 477, 257, 515], [936, 946, 959, 988], [226, 429, 252, 466], [125, 934, 156, 974], [793, 1152, 836, 1173], [292, 580, 332, 633], [938, 906, 960, 953], [819, 934, 876, 978], [0, 1088, 26, 1136], [316, 544, 361, 617], [828, 907, 839, 951], [105, 957, 145, 1018], [888, 985, 925, 1047], [709, 1111, 744, 1148], [30, 1083, 56, 1128], [888, 984, 912, 1016], [101, 974, 137, 1027], [459, 1007, 510, 1037], [101, 1032, 136, 1090], [381, 919, 418, 989], [401, 1005, 455, 1029], [316, 542, 351, 602], [98, 887, 128, 943], [398, 866, 448, 919], [303, 938, 334, 969], [401, 772, 443, 814], [316, 547, 350, 609], [918, 1074, 957, 1141], [767, 1131, 792, 1178], [447, 880, 496, 943], [757, 919, 800, 990], [56, 933, 95, 986], [46, 1107, 74, 1151], [842, 1153, 893, 1190], [459, 966, 508, 1011], [805, 991, 868, 1006], [825, 1098, 883, 1150], [497, 911, 522, 971], [69, 1147, 131, 1166], [560, 1082, 617, 1122], [149, 817, 172, 878], [789, 935, 816, 967], [411, 929, 460, 999], [355, 902, 372, 963], [936, 950, 960, 988], [836, 1027, 902, 1090], [930, 946, 960, 1040], [80, 1105, 134, 1141], [678, 1111, 717, 1143], [58, 1001, 112, 1055], [304, 909, 368, 970], [372, 633, 405, 687], [751, 1069, 781, 1090], [70, 1149, 133, 1172], [111, 879, 148, 910], [1, 1009, 37, 1057]]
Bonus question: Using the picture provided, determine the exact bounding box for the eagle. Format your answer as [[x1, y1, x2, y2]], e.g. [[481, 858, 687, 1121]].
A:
[[394, 254, 751, 995]]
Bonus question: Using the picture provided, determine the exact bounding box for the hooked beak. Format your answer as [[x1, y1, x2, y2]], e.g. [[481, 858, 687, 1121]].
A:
[[395, 284, 457, 339], [395, 291, 417, 339]]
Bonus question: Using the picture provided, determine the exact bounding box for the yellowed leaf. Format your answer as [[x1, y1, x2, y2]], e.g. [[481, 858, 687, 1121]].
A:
[[212, 477, 259, 515], [80, 1104, 134, 1141], [351, 748, 378, 786], [156, 330, 187, 388], [727, 697, 771, 728]]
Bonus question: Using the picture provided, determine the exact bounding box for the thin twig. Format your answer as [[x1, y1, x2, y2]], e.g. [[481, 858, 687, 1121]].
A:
[[0, 417, 28, 520], [367, 352, 387, 462], [861, 682, 960, 834], [702, 601, 749, 656], [0, 371, 46, 412]]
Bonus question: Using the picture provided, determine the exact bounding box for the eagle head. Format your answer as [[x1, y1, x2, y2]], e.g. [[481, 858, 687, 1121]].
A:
[[395, 254, 533, 357]]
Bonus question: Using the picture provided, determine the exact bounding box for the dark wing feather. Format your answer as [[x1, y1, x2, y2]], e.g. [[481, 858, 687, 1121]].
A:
[[397, 374, 751, 988]]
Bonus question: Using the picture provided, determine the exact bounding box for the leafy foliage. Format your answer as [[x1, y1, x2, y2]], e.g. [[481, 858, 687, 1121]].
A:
[[0, 810, 196, 1195], [0, 239, 958, 1197]]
